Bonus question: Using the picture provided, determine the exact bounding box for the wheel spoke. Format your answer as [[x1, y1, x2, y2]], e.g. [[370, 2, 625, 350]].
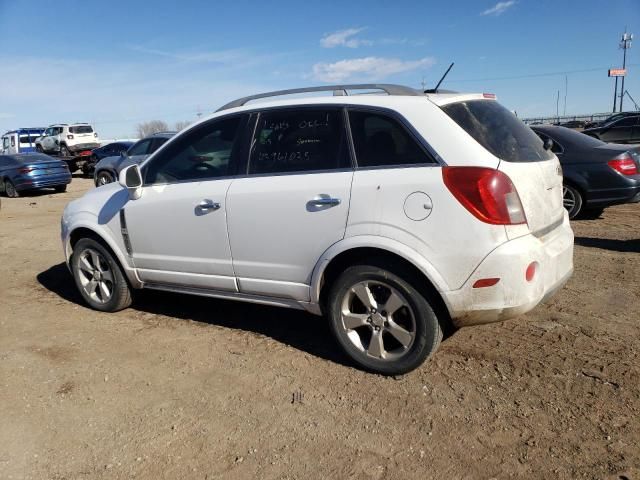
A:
[[79, 256, 94, 274], [90, 251, 101, 271], [352, 283, 377, 310], [342, 311, 369, 330], [101, 268, 114, 283], [85, 279, 98, 296], [383, 291, 406, 316], [367, 330, 385, 359], [386, 320, 413, 348], [99, 281, 111, 300]]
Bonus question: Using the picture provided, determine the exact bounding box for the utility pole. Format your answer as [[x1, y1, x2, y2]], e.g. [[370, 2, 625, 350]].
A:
[[563, 75, 567, 116], [556, 90, 560, 122], [619, 30, 633, 111], [613, 76, 619, 113]]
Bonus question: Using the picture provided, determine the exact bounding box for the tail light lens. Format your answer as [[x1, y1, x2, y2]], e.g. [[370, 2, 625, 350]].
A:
[[18, 167, 34, 174], [608, 153, 638, 175], [67, 134, 74, 140], [94, 133, 98, 138], [442, 167, 527, 225]]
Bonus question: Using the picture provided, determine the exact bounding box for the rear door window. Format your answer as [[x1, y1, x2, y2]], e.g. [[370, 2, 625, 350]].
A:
[[348, 110, 435, 167], [442, 100, 553, 162], [248, 108, 350, 175]]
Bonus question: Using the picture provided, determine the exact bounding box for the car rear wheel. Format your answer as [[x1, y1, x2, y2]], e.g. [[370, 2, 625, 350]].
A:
[[71, 238, 132, 312], [95, 171, 115, 187], [35, 144, 43, 153], [4, 180, 19, 198], [563, 184, 583, 219], [60, 144, 71, 156], [327, 263, 443, 375]]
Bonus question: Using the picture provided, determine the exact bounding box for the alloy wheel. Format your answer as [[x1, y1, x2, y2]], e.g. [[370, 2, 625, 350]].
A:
[[77, 248, 114, 304], [339, 280, 416, 361]]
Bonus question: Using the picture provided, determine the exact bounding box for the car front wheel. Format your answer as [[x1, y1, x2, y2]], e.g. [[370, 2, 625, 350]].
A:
[[95, 171, 115, 187], [71, 238, 132, 312], [327, 263, 443, 375], [563, 184, 583, 219]]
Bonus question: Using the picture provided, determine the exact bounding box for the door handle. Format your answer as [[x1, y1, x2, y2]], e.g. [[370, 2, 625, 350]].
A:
[[308, 195, 341, 208], [195, 199, 220, 215]]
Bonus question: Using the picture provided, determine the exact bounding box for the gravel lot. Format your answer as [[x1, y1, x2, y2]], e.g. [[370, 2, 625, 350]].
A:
[[1, 177, 638, 479]]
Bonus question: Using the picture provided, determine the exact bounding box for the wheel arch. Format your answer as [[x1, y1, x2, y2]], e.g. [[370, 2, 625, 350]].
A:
[[311, 238, 453, 325], [67, 224, 141, 288]]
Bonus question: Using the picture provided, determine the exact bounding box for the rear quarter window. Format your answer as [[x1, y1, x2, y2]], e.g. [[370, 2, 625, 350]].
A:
[[443, 100, 553, 162], [69, 125, 94, 134]]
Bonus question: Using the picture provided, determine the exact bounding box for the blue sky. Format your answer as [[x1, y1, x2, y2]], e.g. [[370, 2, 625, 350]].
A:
[[0, 0, 638, 138]]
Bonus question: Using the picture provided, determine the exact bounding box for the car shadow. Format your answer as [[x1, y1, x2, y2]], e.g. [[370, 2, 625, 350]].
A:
[[36, 263, 355, 368], [574, 236, 640, 253]]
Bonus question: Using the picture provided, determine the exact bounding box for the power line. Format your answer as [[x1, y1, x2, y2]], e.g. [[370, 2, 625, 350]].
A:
[[447, 63, 640, 83]]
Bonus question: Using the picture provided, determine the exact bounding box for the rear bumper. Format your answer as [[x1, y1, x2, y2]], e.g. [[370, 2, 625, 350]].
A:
[[69, 143, 99, 152], [443, 212, 574, 327], [15, 174, 72, 191], [585, 184, 640, 208]]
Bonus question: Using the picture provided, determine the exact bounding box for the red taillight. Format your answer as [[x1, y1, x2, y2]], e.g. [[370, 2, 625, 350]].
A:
[[18, 167, 34, 174], [442, 167, 527, 225], [525, 262, 538, 282], [472, 278, 500, 288], [482, 93, 496, 99], [608, 154, 638, 175]]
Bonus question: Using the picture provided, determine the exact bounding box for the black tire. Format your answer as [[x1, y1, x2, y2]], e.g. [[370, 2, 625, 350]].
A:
[[35, 144, 44, 153], [563, 183, 583, 219], [327, 262, 443, 375], [95, 170, 115, 187], [54, 185, 67, 193], [60, 144, 71, 156], [71, 238, 132, 312], [4, 179, 19, 198], [577, 207, 604, 220]]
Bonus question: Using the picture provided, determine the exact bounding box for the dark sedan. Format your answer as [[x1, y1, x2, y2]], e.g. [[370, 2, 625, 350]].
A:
[[581, 113, 640, 144], [0, 153, 71, 197], [85, 141, 134, 174], [532, 125, 640, 219], [94, 132, 175, 186]]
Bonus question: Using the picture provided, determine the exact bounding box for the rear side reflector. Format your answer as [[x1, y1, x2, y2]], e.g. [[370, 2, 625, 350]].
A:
[[473, 278, 500, 288], [608, 154, 639, 175], [442, 167, 527, 225], [525, 262, 538, 282]]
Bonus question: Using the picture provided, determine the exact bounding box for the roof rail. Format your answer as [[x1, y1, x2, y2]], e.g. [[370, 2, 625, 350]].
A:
[[217, 84, 422, 111]]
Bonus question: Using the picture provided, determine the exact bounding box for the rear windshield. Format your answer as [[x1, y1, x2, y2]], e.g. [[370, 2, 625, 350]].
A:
[[69, 125, 93, 134], [442, 100, 553, 162]]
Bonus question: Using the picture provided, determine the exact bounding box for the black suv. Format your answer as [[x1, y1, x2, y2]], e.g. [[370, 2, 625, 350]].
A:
[[93, 132, 176, 186]]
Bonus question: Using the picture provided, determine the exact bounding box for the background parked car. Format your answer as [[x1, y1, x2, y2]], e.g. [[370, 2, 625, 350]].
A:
[[35, 123, 100, 156], [85, 141, 135, 175], [592, 111, 639, 128], [0, 153, 71, 198], [93, 132, 175, 186], [559, 120, 589, 129], [531, 125, 640, 218], [581, 113, 640, 144]]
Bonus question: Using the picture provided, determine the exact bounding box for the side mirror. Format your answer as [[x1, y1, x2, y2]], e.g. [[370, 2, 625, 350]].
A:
[[543, 138, 554, 151], [119, 164, 143, 200]]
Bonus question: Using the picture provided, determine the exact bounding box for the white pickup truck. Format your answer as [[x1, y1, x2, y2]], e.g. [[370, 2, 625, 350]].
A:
[[36, 123, 100, 157]]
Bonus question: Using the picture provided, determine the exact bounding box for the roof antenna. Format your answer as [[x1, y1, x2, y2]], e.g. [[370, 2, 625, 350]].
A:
[[428, 62, 454, 93]]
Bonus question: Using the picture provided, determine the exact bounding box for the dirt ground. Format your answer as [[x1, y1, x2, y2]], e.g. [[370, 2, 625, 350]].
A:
[[0, 177, 638, 480]]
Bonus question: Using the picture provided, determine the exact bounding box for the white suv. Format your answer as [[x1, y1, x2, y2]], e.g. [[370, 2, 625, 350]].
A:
[[61, 84, 574, 374], [36, 123, 100, 156]]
